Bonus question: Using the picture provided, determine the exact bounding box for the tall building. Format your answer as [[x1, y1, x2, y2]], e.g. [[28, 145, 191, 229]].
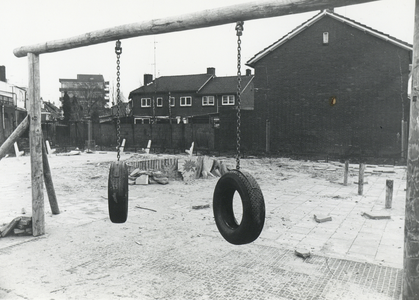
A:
[[59, 74, 109, 121]]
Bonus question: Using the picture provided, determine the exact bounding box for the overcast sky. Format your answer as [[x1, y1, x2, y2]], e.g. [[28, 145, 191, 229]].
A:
[[0, 0, 415, 106]]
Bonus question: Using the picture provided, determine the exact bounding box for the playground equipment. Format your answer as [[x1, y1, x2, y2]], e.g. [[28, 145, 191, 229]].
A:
[[10, 0, 419, 297], [108, 40, 129, 223]]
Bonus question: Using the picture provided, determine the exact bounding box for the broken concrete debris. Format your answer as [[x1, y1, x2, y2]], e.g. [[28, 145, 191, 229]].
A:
[[0, 216, 32, 237], [295, 248, 311, 259], [361, 212, 391, 220], [314, 214, 332, 223], [129, 169, 169, 185]]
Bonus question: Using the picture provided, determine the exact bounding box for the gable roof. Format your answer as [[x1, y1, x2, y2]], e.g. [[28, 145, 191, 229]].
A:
[[198, 76, 254, 95], [129, 73, 214, 97], [247, 10, 413, 66]]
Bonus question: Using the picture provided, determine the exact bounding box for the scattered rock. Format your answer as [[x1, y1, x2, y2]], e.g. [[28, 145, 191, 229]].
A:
[[314, 214, 332, 223], [192, 204, 210, 210], [295, 248, 311, 259]]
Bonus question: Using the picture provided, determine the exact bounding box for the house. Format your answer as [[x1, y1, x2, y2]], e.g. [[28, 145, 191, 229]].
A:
[[0, 66, 27, 145], [59, 74, 110, 122], [246, 9, 412, 159], [41, 100, 64, 145], [128, 67, 254, 125]]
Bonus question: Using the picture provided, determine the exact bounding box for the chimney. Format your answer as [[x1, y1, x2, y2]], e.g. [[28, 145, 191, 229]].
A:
[[144, 74, 153, 85], [207, 67, 215, 76], [246, 69, 252, 76], [0, 66, 6, 82]]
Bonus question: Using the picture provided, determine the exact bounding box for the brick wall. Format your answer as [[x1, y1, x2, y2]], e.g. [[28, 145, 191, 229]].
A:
[[252, 16, 411, 159]]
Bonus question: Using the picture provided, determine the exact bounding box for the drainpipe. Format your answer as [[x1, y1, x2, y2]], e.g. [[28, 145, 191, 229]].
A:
[[2, 105, 4, 130]]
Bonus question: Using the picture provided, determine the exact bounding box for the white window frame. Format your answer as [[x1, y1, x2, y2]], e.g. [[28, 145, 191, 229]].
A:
[[157, 97, 163, 107], [323, 32, 329, 44], [141, 98, 151, 107], [202, 96, 215, 106], [222, 95, 235, 105], [169, 96, 175, 107], [180, 96, 192, 107]]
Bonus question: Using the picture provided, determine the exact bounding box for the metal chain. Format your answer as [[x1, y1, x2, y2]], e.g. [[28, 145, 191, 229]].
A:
[[235, 21, 243, 170], [115, 40, 122, 161]]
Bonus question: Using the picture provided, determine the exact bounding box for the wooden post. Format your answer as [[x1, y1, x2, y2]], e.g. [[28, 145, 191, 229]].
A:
[[13, 0, 382, 58], [265, 119, 270, 153], [28, 53, 45, 237], [358, 163, 365, 195], [404, 1, 419, 298], [343, 160, 349, 186], [385, 179, 393, 209], [0, 115, 29, 159], [402, 120, 407, 159], [42, 141, 60, 215]]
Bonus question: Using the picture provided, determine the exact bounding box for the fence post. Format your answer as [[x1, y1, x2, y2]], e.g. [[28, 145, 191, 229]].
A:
[[344, 160, 349, 186], [385, 180, 393, 209], [358, 163, 365, 196]]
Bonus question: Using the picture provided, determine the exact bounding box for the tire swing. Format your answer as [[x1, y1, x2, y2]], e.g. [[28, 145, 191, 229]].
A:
[[213, 22, 265, 245], [108, 40, 129, 223]]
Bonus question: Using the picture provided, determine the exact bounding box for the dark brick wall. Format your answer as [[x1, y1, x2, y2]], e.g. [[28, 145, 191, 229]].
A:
[[252, 16, 411, 158]]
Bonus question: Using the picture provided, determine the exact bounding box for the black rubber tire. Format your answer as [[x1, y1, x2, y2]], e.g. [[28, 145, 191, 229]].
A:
[[108, 161, 129, 223], [213, 170, 265, 245]]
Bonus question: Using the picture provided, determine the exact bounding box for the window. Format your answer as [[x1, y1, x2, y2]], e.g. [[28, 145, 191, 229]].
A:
[[323, 32, 329, 45], [157, 97, 163, 107], [180, 96, 192, 106], [169, 97, 175, 107], [141, 98, 151, 107], [202, 96, 215, 106], [222, 95, 235, 105]]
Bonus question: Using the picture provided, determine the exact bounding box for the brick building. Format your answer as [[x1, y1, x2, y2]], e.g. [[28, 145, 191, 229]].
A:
[[128, 67, 254, 125], [246, 10, 412, 159]]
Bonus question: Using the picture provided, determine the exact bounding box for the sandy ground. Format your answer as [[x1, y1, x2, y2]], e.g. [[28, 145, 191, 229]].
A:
[[0, 151, 406, 299]]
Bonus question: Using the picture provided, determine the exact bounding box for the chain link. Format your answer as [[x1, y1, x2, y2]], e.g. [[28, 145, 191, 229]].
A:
[[115, 40, 122, 161], [235, 21, 243, 170]]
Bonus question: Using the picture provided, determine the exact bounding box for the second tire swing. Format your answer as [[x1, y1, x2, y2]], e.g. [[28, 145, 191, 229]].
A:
[[212, 22, 266, 245]]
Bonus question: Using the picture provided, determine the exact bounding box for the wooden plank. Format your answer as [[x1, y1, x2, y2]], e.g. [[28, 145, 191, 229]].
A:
[[13, 0, 382, 57], [404, 1, 419, 298], [0, 115, 29, 159], [0, 217, 21, 237], [42, 140, 60, 215], [28, 53, 45, 237]]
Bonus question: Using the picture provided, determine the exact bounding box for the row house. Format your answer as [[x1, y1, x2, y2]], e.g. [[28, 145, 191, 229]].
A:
[[0, 66, 27, 145], [128, 67, 254, 126]]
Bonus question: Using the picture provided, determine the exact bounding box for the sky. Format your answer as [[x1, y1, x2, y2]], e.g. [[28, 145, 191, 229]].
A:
[[0, 0, 415, 107]]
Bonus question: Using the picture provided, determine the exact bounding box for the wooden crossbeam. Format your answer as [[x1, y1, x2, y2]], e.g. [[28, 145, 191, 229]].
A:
[[14, 0, 381, 57]]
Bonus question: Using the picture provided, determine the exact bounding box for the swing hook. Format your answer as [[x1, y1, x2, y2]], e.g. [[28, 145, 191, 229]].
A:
[[235, 21, 244, 36], [115, 40, 122, 55]]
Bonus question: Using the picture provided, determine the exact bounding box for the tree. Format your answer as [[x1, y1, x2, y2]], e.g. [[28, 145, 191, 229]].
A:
[[60, 92, 72, 124]]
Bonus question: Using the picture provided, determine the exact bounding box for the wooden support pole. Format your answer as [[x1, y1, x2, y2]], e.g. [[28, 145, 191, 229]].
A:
[[42, 140, 60, 215], [385, 180, 393, 209], [13, 0, 382, 58], [358, 163, 365, 196], [28, 53, 45, 237], [265, 119, 270, 153], [0, 115, 29, 159], [343, 160, 349, 186], [404, 1, 419, 298]]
